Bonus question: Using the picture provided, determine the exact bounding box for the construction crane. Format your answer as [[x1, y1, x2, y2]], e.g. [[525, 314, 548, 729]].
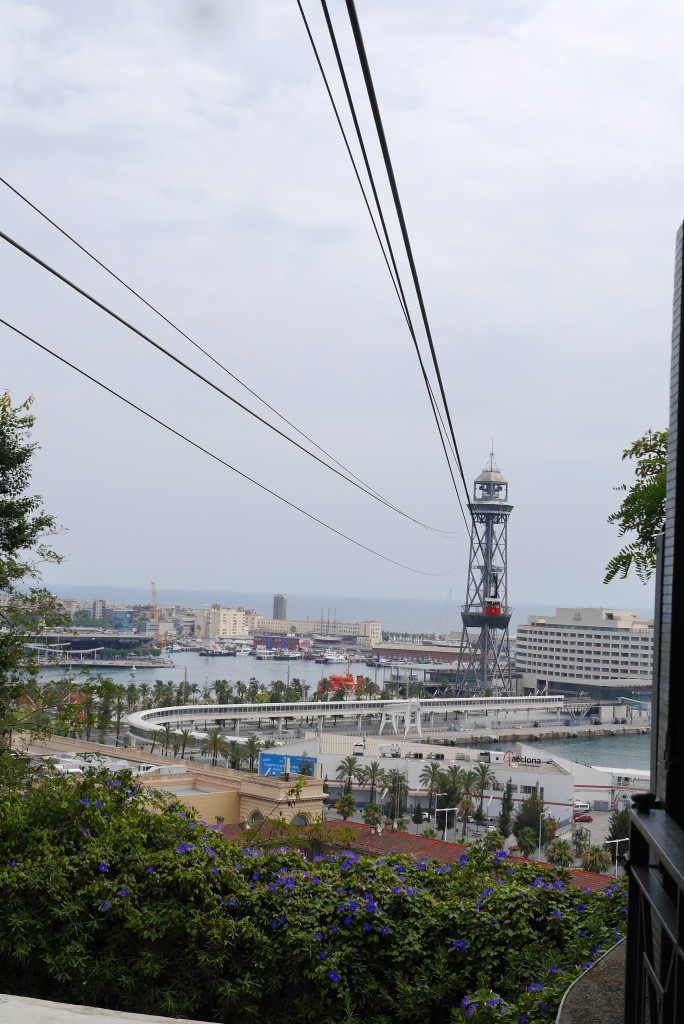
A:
[[150, 580, 165, 646]]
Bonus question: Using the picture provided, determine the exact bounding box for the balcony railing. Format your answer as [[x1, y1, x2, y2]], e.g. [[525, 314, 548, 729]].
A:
[[624, 795, 684, 1024]]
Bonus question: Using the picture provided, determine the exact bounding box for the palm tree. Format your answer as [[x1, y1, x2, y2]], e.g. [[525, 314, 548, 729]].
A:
[[473, 762, 497, 816], [419, 762, 445, 818], [517, 826, 538, 858], [336, 756, 359, 793], [200, 728, 230, 766], [178, 728, 193, 759], [362, 802, 383, 828], [581, 845, 612, 874], [227, 740, 247, 770], [357, 761, 383, 804], [336, 792, 356, 820], [458, 769, 479, 837], [243, 734, 263, 771], [159, 723, 175, 756], [382, 769, 408, 820], [545, 839, 575, 868]]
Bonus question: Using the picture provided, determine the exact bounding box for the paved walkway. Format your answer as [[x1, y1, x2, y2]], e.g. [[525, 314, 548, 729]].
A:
[[557, 939, 625, 1024]]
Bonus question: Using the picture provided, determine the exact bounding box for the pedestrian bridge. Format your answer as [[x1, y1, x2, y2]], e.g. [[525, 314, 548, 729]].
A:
[[127, 694, 566, 739]]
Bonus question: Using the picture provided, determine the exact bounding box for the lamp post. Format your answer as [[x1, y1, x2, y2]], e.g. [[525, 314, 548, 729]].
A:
[[604, 836, 629, 877], [434, 805, 459, 842], [538, 812, 548, 861]]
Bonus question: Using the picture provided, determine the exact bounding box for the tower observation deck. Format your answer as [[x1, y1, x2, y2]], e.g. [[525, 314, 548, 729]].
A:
[[457, 452, 513, 693]]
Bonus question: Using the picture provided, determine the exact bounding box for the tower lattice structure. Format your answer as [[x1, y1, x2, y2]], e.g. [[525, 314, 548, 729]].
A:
[[456, 453, 513, 693]]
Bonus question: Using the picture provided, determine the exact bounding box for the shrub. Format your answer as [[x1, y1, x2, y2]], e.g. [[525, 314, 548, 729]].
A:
[[0, 769, 627, 1024]]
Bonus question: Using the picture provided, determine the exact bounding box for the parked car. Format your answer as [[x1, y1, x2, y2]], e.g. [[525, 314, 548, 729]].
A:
[[573, 812, 593, 822]]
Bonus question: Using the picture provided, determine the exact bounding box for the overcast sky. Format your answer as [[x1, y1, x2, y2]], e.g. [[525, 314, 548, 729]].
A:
[[1, 0, 678, 611]]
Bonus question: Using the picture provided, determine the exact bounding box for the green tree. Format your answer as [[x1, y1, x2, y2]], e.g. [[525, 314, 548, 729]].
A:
[[357, 760, 383, 804], [382, 768, 409, 820], [512, 785, 546, 840], [243, 734, 263, 771], [498, 778, 514, 838], [545, 839, 574, 868], [0, 392, 69, 751], [457, 769, 478, 837], [335, 755, 359, 793], [412, 800, 424, 826], [582, 845, 612, 874], [336, 792, 356, 820], [604, 428, 667, 583], [362, 802, 383, 828], [517, 826, 537, 858], [606, 806, 631, 862], [178, 728, 194, 759], [473, 762, 496, 816], [571, 822, 591, 858], [226, 740, 247, 771], [419, 761, 445, 817], [199, 728, 230, 767]]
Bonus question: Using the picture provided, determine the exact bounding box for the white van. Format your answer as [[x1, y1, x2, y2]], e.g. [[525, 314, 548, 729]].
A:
[[574, 800, 591, 813]]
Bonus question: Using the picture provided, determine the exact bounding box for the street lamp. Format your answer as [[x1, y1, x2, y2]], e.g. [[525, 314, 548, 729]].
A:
[[604, 836, 629, 877], [538, 812, 549, 860]]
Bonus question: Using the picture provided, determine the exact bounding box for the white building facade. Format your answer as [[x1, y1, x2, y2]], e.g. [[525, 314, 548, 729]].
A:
[[516, 607, 653, 692], [194, 606, 248, 639]]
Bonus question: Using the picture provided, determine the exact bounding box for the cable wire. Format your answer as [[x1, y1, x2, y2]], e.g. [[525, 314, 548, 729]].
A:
[[0, 175, 458, 535], [0, 226, 457, 536], [296, 0, 464, 512], [342, 0, 473, 508], [1, 316, 456, 577]]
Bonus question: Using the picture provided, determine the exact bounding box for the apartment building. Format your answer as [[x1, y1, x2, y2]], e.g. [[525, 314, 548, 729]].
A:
[[249, 616, 382, 645], [516, 607, 653, 694], [194, 605, 248, 639]]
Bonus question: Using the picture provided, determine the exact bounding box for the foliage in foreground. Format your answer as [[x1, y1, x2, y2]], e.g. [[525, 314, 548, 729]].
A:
[[0, 764, 627, 1024], [604, 427, 667, 583]]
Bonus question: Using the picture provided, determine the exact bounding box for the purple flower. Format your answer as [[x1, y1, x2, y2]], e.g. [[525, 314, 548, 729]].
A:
[[380, 926, 389, 935], [270, 921, 279, 930], [145, 866, 154, 873], [319, 951, 327, 960], [452, 939, 467, 952], [363, 922, 372, 932], [252, 873, 260, 881], [520, 1015, 528, 1024], [327, 970, 341, 983], [466, 1006, 477, 1019], [343, 916, 351, 925], [314, 931, 322, 940], [331, 926, 339, 934], [540, 1003, 549, 1012], [102, 900, 110, 910], [94, 800, 102, 808], [9, 859, 18, 867], [79, 798, 89, 805], [580, 929, 588, 937], [552, 910, 564, 918], [228, 898, 236, 906], [80, 828, 89, 835], [485, 999, 500, 1007], [527, 983, 544, 992], [98, 863, 108, 872], [119, 887, 128, 895], [548, 965, 559, 973]]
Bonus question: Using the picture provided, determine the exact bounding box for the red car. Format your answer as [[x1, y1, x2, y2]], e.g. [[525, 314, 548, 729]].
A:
[[573, 812, 593, 823]]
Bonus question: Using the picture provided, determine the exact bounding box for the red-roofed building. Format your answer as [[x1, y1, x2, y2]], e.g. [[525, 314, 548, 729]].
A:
[[218, 817, 614, 889]]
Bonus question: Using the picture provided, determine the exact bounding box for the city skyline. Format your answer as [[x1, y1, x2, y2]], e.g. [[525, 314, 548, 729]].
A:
[[2, 0, 672, 610]]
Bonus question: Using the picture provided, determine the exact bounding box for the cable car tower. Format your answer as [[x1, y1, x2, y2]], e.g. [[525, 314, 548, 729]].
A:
[[457, 452, 513, 693]]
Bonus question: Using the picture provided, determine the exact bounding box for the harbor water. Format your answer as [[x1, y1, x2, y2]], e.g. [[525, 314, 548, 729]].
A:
[[40, 651, 652, 771]]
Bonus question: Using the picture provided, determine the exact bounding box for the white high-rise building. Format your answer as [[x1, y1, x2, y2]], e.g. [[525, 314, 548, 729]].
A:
[[516, 607, 653, 693]]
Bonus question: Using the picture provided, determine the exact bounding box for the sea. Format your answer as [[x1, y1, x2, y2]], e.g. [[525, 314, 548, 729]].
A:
[[44, 584, 604, 635]]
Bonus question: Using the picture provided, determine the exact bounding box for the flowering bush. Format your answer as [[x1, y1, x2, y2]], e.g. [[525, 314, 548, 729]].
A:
[[0, 769, 627, 1023]]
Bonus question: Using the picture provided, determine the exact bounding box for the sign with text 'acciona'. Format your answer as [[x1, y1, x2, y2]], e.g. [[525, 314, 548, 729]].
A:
[[503, 750, 541, 767]]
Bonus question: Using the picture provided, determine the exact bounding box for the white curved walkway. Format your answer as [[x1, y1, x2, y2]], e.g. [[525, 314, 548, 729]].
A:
[[127, 694, 567, 739]]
